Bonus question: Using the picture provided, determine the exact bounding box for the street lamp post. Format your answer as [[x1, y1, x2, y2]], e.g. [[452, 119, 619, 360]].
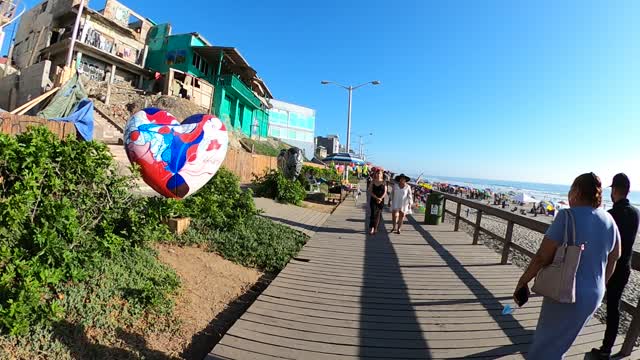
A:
[[358, 132, 373, 159], [321, 80, 380, 179]]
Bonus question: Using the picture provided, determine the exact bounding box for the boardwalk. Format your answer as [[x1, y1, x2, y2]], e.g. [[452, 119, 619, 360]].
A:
[[208, 200, 638, 359], [254, 197, 331, 236]]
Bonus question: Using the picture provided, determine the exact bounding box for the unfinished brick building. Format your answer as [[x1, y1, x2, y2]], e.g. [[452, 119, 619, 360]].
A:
[[12, 0, 152, 87]]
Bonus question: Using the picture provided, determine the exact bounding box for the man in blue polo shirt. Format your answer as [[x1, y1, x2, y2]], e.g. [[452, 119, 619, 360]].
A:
[[592, 173, 640, 359]]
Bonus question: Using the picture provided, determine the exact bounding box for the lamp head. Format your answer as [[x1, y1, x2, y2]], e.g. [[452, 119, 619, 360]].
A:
[[371, 80, 381, 85], [320, 80, 330, 85]]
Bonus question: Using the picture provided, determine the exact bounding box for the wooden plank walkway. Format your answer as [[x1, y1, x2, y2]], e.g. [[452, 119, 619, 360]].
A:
[[254, 197, 332, 236], [207, 200, 639, 359]]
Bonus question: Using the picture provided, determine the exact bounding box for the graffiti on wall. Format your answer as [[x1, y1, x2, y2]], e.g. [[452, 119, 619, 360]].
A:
[[83, 26, 143, 65], [115, 44, 140, 64], [79, 62, 106, 81], [103, 0, 131, 27], [85, 28, 115, 53]]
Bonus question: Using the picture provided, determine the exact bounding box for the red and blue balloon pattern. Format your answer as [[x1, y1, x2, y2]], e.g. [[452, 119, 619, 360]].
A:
[[124, 108, 229, 199]]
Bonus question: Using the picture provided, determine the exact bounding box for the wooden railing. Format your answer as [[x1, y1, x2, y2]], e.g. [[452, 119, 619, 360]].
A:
[[433, 190, 640, 356]]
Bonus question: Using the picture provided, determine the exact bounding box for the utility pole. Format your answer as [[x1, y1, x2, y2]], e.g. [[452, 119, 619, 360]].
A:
[[358, 132, 373, 159], [0, 1, 23, 75], [321, 80, 380, 180], [65, 0, 86, 67]]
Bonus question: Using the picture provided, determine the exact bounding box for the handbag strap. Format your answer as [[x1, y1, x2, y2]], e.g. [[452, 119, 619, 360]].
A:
[[564, 209, 577, 246]]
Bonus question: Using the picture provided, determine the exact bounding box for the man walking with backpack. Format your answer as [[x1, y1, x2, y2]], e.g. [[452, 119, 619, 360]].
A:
[[592, 173, 640, 359]]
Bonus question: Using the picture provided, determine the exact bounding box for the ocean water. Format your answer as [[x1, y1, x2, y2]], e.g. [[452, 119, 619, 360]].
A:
[[423, 175, 640, 209]]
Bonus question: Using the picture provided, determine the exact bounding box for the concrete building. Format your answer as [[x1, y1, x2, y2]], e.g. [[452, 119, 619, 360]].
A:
[[267, 99, 315, 158], [316, 135, 340, 155], [315, 145, 327, 159], [0, 59, 52, 111], [145, 30, 273, 138], [11, 0, 152, 86]]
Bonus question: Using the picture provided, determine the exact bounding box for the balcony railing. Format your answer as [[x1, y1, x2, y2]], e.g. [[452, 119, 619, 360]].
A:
[[219, 74, 261, 108]]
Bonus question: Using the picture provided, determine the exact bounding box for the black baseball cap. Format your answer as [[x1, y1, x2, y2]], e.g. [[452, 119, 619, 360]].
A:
[[610, 173, 631, 190]]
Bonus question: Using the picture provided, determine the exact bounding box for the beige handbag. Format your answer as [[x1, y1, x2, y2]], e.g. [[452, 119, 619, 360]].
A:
[[532, 209, 583, 303]]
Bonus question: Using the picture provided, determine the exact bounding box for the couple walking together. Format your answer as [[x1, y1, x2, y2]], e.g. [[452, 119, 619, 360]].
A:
[[514, 173, 639, 359], [367, 169, 413, 235]]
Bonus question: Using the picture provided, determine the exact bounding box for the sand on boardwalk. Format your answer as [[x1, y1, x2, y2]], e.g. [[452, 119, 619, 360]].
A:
[[301, 200, 337, 213]]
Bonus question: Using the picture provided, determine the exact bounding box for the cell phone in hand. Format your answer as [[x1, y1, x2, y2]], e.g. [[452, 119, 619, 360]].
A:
[[515, 286, 530, 307]]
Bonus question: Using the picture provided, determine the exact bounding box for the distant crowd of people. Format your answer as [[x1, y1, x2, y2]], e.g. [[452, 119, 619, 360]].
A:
[[364, 169, 639, 359]]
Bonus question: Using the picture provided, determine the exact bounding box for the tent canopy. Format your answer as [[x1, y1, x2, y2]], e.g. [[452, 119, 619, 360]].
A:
[[324, 153, 365, 166], [512, 193, 537, 203]]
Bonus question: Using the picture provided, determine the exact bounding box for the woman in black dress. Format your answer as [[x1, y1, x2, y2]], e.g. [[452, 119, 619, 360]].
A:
[[368, 169, 388, 235]]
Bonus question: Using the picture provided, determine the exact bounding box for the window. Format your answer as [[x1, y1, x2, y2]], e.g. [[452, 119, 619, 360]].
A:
[[40, 2, 48, 13], [192, 53, 209, 75], [192, 53, 201, 68]]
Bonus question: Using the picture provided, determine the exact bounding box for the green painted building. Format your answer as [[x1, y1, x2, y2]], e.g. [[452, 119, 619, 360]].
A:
[[145, 26, 272, 137]]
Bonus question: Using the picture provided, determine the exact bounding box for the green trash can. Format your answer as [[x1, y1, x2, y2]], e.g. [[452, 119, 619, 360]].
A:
[[425, 193, 444, 225]]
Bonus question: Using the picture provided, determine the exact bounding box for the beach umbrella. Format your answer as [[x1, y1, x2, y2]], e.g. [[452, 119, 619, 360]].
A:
[[324, 153, 366, 166], [539, 200, 555, 211], [512, 192, 537, 203]]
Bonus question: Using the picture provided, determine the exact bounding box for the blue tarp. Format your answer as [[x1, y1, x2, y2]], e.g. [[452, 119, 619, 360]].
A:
[[51, 99, 94, 141]]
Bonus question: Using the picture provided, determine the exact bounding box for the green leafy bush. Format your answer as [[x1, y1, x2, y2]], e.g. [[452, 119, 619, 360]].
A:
[[301, 165, 340, 183], [0, 128, 174, 335], [181, 168, 257, 230], [181, 217, 307, 272], [252, 170, 306, 205], [0, 127, 309, 344]]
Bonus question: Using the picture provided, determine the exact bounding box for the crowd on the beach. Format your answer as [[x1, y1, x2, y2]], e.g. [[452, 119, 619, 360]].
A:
[[363, 168, 639, 359]]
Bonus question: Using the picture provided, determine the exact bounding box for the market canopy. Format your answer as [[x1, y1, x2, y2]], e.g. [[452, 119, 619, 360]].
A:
[[512, 193, 537, 203], [324, 153, 365, 166]]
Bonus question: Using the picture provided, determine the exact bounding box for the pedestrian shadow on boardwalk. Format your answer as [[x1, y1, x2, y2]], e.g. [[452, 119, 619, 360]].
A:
[[407, 215, 535, 358], [359, 204, 432, 358]]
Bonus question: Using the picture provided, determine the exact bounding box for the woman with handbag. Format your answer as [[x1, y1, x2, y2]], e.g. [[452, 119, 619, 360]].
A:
[[513, 173, 621, 359]]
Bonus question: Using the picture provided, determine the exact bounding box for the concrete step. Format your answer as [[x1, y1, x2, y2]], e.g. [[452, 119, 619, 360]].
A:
[[94, 111, 124, 144], [107, 144, 157, 197]]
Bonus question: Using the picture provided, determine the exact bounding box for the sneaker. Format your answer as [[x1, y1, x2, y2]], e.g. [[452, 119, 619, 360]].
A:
[[590, 348, 611, 360]]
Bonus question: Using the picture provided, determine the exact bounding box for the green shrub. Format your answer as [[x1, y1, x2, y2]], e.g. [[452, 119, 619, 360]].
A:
[[0, 126, 308, 343], [0, 127, 174, 335], [301, 165, 340, 183], [252, 170, 306, 205], [186, 217, 308, 272], [181, 168, 257, 229]]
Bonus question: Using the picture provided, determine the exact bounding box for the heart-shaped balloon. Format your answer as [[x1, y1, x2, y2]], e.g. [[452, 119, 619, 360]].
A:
[[123, 108, 229, 199]]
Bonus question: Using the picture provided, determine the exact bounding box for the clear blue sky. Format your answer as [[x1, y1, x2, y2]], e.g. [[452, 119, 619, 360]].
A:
[[5, 0, 640, 188]]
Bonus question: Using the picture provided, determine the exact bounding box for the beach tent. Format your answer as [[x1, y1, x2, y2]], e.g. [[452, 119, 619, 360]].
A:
[[323, 153, 365, 166], [512, 193, 537, 203]]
